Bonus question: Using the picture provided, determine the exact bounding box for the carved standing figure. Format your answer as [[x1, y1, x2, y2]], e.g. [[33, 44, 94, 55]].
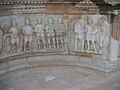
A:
[[74, 18, 85, 51], [85, 16, 97, 52], [22, 17, 33, 51], [55, 17, 65, 48], [98, 16, 110, 53], [45, 17, 55, 48], [9, 18, 20, 53], [4, 35, 13, 56], [35, 17, 46, 49]]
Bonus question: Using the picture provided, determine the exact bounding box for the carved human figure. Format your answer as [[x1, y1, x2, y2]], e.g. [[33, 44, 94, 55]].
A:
[[98, 16, 110, 53], [45, 17, 55, 48], [85, 16, 97, 52], [101, 16, 109, 47], [34, 18, 46, 49], [55, 17, 65, 48], [22, 17, 33, 51], [4, 35, 13, 56], [9, 18, 20, 53], [74, 18, 85, 51]]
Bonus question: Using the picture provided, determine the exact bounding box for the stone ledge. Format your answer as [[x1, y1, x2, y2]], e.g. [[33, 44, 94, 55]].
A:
[[0, 54, 120, 78], [0, 62, 9, 75], [8, 58, 29, 71]]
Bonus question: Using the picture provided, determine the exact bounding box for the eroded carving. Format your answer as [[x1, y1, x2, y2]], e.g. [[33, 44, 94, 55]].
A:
[[9, 18, 20, 53], [55, 17, 65, 48], [74, 17, 85, 51], [85, 16, 97, 52], [45, 17, 55, 48], [34, 17, 46, 50], [0, 14, 112, 59], [22, 17, 33, 51]]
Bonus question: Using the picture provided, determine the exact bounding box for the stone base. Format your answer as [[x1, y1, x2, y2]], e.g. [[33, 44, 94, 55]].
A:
[[0, 51, 120, 78]]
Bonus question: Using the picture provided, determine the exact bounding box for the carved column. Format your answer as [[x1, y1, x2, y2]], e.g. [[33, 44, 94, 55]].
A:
[[110, 14, 120, 61]]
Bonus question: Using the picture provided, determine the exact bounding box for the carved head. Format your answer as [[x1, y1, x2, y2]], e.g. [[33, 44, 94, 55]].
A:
[[48, 17, 53, 24], [37, 17, 42, 24], [78, 18, 84, 24], [88, 16, 93, 24], [58, 17, 63, 24], [11, 18, 17, 27], [98, 17, 104, 26], [25, 17, 30, 25]]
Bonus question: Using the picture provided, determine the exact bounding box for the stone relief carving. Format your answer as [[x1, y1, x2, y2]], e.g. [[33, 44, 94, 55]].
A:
[[74, 17, 85, 51], [85, 16, 97, 53], [4, 34, 13, 56], [34, 17, 46, 50], [9, 18, 20, 53], [0, 14, 111, 59], [69, 15, 111, 55], [55, 17, 65, 48], [0, 15, 67, 57], [45, 17, 55, 48], [21, 17, 33, 51], [98, 16, 110, 47]]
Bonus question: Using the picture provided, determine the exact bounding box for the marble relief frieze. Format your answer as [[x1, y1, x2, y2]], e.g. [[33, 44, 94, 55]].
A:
[[0, 14, 67, 57], [0, 14, 112, 59], [69, 15, 111, 56]]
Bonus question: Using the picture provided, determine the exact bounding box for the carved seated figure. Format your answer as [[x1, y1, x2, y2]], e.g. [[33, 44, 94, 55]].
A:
[[45, 17, 55, 48], [74, 18, 85, 51], [9, 18, 20, 53], [85, 17, 97, 52], [35, 18, 46, 49], [55, 17, 65, 48], [22, 17, 33, 51]]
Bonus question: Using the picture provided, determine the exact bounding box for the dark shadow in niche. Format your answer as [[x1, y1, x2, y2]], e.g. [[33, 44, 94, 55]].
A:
[[90, 0, 113, 14], [114, 3, 120, 10]]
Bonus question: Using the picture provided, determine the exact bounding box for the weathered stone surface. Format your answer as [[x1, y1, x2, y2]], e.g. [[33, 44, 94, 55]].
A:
[[8, 58, 29, 71], [0, 62, 9, 75], [0, 0, 119, 74]]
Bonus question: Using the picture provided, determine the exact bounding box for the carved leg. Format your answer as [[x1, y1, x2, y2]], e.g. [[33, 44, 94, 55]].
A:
[[48, 38, 51, 48], [16, 39, 20, 53], [60, 38, 63, 48], [24, 39, 28, 52], [29, 40, 32, 51], [81, 40, 84, 52], [42, 39, 46, 49], [75, 38, 78, 50], [57, 38, 59, 48], [87, 40, 90, 52], [92, 41, 97, 53], [53, 38, 55, 48]]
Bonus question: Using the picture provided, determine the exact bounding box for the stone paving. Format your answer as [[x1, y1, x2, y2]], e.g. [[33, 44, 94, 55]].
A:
[[0, 66, 120, 90]]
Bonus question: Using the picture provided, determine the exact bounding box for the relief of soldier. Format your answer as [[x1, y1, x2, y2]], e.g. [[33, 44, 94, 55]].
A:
[[0, 14, 110, 57], [72, 15, 110, 53], [0, 15, 66, 57]]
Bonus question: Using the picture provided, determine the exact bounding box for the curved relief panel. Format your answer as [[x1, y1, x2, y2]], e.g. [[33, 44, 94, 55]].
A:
[[69, 15, 111, 57], [0, 14, 111, 60], [0, 14, 67, 58]]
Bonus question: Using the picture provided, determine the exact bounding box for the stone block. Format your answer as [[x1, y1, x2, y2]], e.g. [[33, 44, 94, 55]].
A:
[[8, 58, 29, 71], [0, 62, 9, 75]]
